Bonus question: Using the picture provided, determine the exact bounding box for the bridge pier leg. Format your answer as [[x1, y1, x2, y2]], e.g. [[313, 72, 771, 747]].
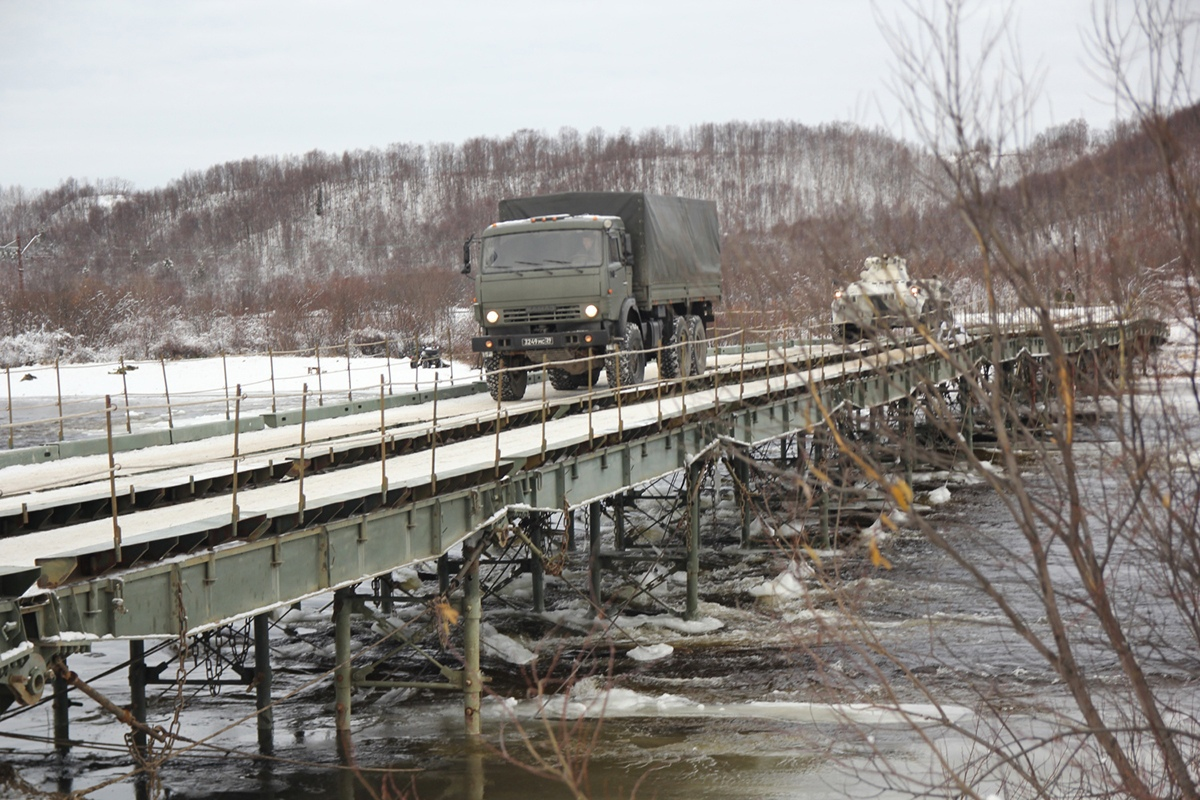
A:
[[129, 640, 148, 762], [437, 554, 451, 596], [734, 453, 752, 548], [902, 397, 914, 488], [529, 514, 546, 614], [128, 640, 151, 799], [463, 540, 483, 737], [565, 508, 577, 552], [254, 612, 274, 754], [614, 492, 628, 551], [589, 501, 603, 614], [777, 435, 790, 470], [53, 669, 70, 756], [379, 574, 395, 617], [959, 377, 974, 454], [333, 588, 353, 759], [813, 434, 830, 542], [685, 460, 703, 620]]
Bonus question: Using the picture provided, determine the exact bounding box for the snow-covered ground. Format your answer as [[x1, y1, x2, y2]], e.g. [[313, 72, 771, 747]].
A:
[[1, 352, 483, 449]]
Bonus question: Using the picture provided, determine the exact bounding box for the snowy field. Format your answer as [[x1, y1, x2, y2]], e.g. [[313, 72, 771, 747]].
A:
[[2, 352, 483, 449]]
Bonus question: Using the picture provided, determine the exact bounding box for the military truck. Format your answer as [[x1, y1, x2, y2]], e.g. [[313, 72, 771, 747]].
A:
[[463, 192, 722, 401], [831, 255, 950, 342]]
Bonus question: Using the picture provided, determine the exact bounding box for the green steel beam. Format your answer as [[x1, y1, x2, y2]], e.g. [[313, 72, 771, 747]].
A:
[[16, 321, 1166, 656]]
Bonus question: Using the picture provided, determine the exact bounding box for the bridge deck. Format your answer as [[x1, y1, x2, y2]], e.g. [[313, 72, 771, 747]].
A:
[[0, 313, 1164, 662]]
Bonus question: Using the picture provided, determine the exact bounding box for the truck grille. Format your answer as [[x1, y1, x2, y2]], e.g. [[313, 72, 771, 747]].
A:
[[502, 305, 581, 324]]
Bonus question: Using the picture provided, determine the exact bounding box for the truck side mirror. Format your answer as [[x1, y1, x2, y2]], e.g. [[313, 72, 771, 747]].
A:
[[461, 237, 472, 275], [623, 233, 635, 266]]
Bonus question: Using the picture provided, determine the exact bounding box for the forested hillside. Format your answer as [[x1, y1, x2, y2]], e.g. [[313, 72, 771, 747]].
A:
[[1, 111, 1195, 365]]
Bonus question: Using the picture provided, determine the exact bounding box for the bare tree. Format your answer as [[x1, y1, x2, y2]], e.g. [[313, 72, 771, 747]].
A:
[[753, 1, 1200, 797]]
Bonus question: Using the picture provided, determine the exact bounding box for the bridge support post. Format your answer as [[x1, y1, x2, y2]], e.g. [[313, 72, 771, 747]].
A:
[[734, 454, 752, 548], [53, 669, 70, 755], [902, 396, 914, 488], [466, 746, 486, 800], [129, 640, 148, 763], [529, 514, 546, 614], [254, 612, 274, 754], [333, 588, 353, 757], [959, 377, 974, 454], [379, 574, 395, 616], [463, 539, 482, 737], [589, 501, 603, 614], [437, 554, 451, 596], [813, 434, 830, 541], [565, 508, 576, 552], [614, 492, 627, 551], [685, 459, 703, 620]]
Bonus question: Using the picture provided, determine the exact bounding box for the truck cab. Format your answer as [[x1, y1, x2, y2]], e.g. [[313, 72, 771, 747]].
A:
[[471, 215, 632, 362], [464, 192, 722, 401]]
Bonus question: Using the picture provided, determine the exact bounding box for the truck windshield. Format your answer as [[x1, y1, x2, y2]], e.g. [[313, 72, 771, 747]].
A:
[[482, 230, 604, 271]]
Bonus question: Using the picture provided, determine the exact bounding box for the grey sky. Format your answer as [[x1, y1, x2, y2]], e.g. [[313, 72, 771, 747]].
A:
[[1, 0, 1126, 192]]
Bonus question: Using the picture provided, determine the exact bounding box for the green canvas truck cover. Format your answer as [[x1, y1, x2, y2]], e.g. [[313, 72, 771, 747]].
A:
[[497, 192, 722, 300]]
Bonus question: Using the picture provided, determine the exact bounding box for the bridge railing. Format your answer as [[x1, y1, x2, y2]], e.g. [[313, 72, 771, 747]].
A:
[[1, 302, 1130, 454]]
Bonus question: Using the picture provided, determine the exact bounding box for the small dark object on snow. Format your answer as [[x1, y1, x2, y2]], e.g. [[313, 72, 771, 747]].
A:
[[411, 345, 446, 369], [20, 373, 36, 382]]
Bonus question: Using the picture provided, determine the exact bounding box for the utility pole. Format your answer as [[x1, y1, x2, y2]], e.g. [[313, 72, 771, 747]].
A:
[[15, 234, 24, 293], [4, 232, 39, 293]]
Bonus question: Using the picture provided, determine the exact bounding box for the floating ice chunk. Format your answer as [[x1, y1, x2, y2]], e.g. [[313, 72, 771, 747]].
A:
[[928, 485, 951, 505], [481, 622, 536, 665], [376, 687, 414, 705], [628, 643, 674, 661], [749, 570, 806, 598], [617, 614, 724, 634]]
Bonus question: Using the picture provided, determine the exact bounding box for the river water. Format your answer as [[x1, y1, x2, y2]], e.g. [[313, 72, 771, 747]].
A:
[[3, 365, 1197, 798], [0, 472, 1113, 799]]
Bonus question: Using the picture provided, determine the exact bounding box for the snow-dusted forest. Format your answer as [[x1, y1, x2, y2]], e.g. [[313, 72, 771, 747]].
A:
[[1, 112, 1194, 366]]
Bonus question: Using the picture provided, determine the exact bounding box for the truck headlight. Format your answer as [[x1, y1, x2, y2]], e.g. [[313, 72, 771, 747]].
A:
[[833, 289, 843, 300], [485, 309, 500, 324], [910, 286, 920, 296], [584, 304, 599, 318]]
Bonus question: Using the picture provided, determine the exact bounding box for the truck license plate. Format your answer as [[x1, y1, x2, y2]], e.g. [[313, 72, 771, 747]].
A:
[[521, 336, 554, 347]]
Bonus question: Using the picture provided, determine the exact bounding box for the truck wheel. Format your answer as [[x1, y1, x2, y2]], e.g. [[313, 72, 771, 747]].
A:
[[484, 354, 527, 401], [686, 316, 707, 376], [832, 323, 861, 343], [548, 368, 586, 390], [658, 317, 687, 379], [606, 325, 646, 389]]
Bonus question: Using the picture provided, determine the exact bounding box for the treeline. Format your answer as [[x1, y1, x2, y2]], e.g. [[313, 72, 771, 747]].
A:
[[1, 112, 1195, 364]]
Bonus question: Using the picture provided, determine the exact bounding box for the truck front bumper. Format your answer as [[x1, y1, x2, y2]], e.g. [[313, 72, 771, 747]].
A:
[[472, 329, 611, 353]]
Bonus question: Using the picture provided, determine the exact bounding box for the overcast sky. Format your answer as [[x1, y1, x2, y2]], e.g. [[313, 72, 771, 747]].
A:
[[1, 1, 1131, 193]]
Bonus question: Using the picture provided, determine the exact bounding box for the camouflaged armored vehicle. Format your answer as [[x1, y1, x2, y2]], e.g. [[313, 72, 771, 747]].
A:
[[831, 255, 950, 342]]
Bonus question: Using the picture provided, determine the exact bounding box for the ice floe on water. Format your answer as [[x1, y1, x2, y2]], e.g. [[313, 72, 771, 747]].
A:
[[749, 570, 807, 599], [627, 643, 674, 661], [617, 613, 724, 635], [927, 485, 952, 505], [494, 675, 973, 727], [481, 622, 537, 665], [748, 559, 815, 599]]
